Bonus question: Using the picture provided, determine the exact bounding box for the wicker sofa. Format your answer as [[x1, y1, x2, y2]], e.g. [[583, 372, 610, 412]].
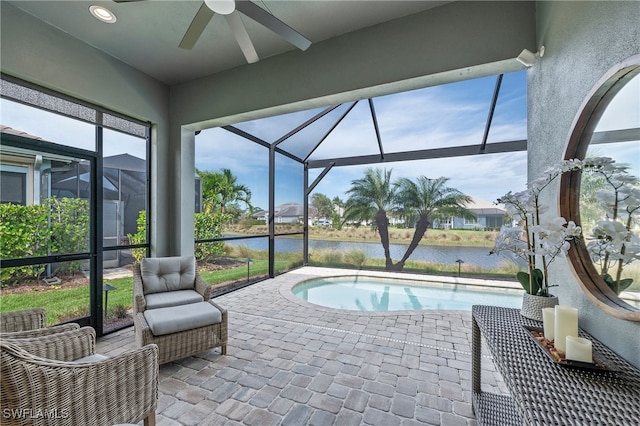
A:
[[1, 327, 159, 426], [133, 256, 228, 365]]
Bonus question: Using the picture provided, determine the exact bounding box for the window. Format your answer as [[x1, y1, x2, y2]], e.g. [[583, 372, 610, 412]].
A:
[[0, 170, 27, 205]]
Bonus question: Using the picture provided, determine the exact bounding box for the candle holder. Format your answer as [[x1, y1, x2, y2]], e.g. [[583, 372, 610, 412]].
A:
[[523, 325, 617, 373]]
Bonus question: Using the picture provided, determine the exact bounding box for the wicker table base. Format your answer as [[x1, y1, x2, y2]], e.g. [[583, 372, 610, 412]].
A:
[[471, 305, 640, 425]]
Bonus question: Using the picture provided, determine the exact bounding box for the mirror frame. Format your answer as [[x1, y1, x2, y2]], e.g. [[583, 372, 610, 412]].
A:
[[561, 55, 640, 321]]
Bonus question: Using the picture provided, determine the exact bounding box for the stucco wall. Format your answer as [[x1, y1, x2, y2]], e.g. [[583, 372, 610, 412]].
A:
[[0, 2, 173, 256], [529, 1, 640, 366]]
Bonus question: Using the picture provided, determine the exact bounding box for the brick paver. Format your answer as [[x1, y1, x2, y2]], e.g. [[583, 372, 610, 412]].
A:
[[97, 267, 509, 425]]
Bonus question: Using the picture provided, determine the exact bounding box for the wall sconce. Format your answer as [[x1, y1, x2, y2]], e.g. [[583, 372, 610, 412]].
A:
[[517, 46, 545, 67]]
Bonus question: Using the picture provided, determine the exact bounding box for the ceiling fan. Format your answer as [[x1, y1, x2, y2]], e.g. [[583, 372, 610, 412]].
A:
[[115, 0, 311, 63]]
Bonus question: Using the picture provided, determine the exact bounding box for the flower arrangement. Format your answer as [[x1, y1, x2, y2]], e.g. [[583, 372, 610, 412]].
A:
[[582, 157, 640, 295], [491, 159, 583, 297]]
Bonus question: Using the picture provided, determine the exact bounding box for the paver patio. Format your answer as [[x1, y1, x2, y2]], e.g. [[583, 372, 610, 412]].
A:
[[97, 267, 509, 425]]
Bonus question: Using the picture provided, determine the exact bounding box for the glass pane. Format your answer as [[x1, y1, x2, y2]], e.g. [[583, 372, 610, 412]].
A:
[[195, 127, 268, 236], [0, 145, 91, 258], [376, 75, 497, 153], [487, 70, 528, 143], [0, 169, 27, 205], [275, 235, 304, 274], [308, 100, 381, 161], [0, 260, 90, 326], [198, 236, 270, 293], [103, 129, 148, 250], [308, 152, 526, 275], [278, 103, 355, 159], [1, 98, 96, 151], [102, 250, 135, 333], [233, 106, 329, 143], [275, 153, 304, 233]]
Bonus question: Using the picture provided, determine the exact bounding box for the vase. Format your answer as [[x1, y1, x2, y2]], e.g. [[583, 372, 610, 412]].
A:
[[520, 292, 559, 322]]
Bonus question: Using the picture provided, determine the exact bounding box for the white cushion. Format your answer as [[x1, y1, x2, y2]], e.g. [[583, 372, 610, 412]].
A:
[[145, 289, 204, 310], [140, 256, 196, 294], [143, 302, 222, 336]]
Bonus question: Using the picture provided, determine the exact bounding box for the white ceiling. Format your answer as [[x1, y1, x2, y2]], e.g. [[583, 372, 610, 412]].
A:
[[7, 0, 451, 86]]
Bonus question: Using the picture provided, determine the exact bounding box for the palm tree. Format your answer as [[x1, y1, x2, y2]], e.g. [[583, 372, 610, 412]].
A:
[[392, 176, 475, 270], [198, 168, 253, 215], [344, 168, 395, 269]]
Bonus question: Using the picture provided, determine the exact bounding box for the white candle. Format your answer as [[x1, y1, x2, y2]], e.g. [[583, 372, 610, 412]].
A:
[[554, 305, 578, 353], [542, 307, 555, 340], [565, 336, 593, 363]]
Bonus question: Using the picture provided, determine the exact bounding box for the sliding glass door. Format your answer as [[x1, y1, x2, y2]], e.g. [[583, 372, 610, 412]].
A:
[[0, 135, 101, 329]]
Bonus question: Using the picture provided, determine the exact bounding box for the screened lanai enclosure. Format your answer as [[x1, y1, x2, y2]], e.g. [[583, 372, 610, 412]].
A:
[[2, 69, 531, 335], [2, 66, 637, 336], [194, 70, 528, 278]]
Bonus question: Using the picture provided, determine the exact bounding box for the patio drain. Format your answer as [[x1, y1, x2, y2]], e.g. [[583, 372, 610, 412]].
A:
[[240, 312, 494, 359]]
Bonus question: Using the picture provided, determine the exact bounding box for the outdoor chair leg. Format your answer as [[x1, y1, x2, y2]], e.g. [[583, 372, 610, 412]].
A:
[[144, 412, 156, 426]]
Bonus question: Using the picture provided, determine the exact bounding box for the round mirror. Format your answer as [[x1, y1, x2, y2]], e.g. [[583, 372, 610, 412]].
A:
[[562, 56, 640, 320]]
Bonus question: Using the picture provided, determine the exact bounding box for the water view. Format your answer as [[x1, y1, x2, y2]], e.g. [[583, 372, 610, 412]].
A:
[[225, 237, 518, 270]]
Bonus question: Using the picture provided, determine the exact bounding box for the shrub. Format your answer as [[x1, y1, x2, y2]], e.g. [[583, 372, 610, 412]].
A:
[[0, 197, 89, 284], [108, 304, 130, 319], [194, 212, 230, 261], [311, 249, 343, 265], [344, 248, 367, 266], [234, 245, 253, 259], [128, 210, 147, 264], [238, 216, 254, 229], [0, 203, 50, 285]]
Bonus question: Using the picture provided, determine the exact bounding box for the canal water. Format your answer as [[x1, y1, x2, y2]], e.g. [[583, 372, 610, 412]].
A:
[[224, 236, 519, 269]]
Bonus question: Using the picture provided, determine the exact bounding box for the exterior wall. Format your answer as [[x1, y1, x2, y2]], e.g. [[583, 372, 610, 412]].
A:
[[451, 215, 503, 230], [530, 1, 640, 366], [0, 2, 172, 256]]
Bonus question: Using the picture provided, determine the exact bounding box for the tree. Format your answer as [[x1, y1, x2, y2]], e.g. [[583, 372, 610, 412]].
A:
[[344, 169, 475, 272], [197, 168, 253, 217], [579, 170, 609, 229], [393, 176, 475, 271], [344, 168, 395, 269], [311, 193, 334, 220]]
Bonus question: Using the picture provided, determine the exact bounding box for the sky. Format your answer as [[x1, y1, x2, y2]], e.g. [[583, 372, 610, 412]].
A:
[[193, 70, 639, 211], [1, 70, 638, 213], [195, 70, 529, 210]]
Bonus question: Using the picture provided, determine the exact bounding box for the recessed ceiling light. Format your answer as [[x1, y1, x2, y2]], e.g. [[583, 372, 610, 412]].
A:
[[89, 5, 117, 24]]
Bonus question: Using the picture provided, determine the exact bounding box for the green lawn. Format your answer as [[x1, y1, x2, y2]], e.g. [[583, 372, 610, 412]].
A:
[[1, 251, 637, 326], [0, 259, 297, 326]]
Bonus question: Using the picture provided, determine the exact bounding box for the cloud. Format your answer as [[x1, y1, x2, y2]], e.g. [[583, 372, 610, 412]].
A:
[[309, 151, 528, 205]]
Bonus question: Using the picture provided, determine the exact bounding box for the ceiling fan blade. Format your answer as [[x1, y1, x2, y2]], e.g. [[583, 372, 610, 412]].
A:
[[235, 0, 311, 51], [179, 2, 215, 50], [225, 11, 259, 64]]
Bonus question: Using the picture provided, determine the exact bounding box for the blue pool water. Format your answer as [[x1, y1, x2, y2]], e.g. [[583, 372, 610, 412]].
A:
[[292, 276, 523, 311]]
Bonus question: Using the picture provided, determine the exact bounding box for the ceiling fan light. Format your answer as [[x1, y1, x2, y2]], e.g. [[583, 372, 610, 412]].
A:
[[204, 0, 235, 15], [89, 5, 116, 23]]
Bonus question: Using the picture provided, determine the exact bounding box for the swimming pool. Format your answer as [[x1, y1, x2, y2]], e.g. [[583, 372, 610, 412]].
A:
[[291, 275, 523, 311]]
